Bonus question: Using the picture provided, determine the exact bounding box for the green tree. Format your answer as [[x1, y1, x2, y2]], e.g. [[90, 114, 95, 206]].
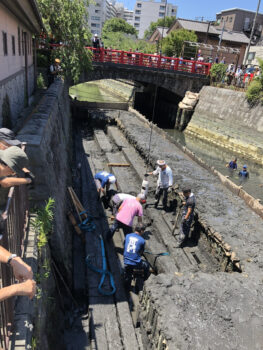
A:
[[37, 0, 92, 83], [102, 32, 155, 53], [162, 29, 197, 57], [144, 16, 175, 39], [210, 63, 227, 83], [102, 18, 137, 38]]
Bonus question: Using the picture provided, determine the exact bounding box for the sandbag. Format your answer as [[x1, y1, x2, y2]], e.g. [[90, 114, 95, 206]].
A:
[[186, 91, 199, 99], [178, 101, 193, 110], [182, 97, 198, 107]]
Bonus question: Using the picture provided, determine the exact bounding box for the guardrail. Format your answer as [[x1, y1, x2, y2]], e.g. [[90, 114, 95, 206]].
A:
[[85, 47, 212, 76], [0, 175, 29, 349]]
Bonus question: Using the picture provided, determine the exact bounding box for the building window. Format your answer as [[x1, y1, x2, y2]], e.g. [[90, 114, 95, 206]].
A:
[[159, 12, 165, 17], [135, 16, 140, 21], [91, 16, 100, 20], [248, 52, 255, 63], [137, 3, 141, 7], [2, 31, 8, 55], [18, 27, 21, 55], [226, 16, 228, 22], [160, 5, 165, 10], [91, 23, 100, 28], [95, 9, 100, 13], [12, 35, 15, 55], [135, 9, 141, 14], [95, 3, 101, 6], [229, 17, 232, 23], [134, 23, 140, 27]]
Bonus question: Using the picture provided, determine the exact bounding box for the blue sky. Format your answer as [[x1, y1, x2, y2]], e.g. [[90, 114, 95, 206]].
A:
[[122, 0, 263, 20]]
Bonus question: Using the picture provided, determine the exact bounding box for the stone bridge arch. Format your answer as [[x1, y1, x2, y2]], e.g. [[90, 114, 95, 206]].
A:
[[78, 62, 210, 98]]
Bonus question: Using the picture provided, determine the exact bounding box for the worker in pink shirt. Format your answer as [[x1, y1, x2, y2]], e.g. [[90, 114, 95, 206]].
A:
[[107, 193, 146, 239]]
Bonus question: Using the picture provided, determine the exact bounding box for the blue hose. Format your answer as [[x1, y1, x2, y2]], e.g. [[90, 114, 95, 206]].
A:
[[79, 211, 116, 296]]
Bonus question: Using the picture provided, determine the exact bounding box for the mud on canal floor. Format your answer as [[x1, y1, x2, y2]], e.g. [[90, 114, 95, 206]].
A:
[[64, 108, 263, 350]]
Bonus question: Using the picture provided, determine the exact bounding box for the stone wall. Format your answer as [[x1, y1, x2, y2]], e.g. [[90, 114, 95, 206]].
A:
[[0, 64, 35, 127], [17, 78, 72, 280], [186, 86, 263, 164]]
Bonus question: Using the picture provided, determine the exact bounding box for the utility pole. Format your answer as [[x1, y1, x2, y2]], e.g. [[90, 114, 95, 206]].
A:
[[244, 0, 261, 65]]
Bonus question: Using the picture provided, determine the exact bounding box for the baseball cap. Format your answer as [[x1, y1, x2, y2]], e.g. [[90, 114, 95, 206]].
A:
[[108, 175, 116, 184], [0, 128, 21, 147], [157, 160, 166, 166], [0, 146, 29, 177], [243, 165, 247, 169], [55, 58, 61, 63]]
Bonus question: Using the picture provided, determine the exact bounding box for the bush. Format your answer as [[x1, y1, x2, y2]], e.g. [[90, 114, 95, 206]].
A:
[[37, 73, 46, 89], [210, 63, 226, 83], [246, 79, 263, 104]]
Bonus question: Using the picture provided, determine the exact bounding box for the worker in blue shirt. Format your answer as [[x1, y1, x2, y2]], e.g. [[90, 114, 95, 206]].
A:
[[239, 165, 249, 178], [123, 224, 150, 290], [94, 171, 117, 199], [226, 157, 237, 170]]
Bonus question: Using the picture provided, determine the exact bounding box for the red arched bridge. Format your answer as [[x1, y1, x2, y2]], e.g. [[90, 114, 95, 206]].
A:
[[87, 47, 211, 75]]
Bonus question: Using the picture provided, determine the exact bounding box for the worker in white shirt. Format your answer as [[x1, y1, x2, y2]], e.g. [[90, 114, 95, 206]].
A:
[[147, 159, 173, 210]]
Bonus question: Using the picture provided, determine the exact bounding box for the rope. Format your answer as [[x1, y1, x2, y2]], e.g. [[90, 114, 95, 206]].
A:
[[144, 250, 170, 256], [80, 211, 116, 296]]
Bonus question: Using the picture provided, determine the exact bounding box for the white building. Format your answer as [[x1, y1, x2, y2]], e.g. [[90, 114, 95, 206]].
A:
[[115, 2, 134, 25], [88, 0, 117, 37], [0, 0, 43, 127], [133, 0, 177, 38]]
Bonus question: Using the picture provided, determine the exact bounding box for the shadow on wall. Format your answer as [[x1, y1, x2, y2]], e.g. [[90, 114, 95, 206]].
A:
[[2, 94, 12, 129]]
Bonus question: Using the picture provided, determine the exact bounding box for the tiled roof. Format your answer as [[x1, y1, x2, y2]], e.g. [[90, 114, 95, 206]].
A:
[[175, 18, 250, 44]]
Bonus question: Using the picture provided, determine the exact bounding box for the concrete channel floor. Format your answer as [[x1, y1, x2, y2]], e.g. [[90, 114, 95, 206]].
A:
[[77, 109, 263, 350]]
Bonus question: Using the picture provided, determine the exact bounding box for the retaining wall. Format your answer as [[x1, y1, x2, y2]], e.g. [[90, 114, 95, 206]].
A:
[[186, 86, 263, 164], [17, 79, 72, 279]]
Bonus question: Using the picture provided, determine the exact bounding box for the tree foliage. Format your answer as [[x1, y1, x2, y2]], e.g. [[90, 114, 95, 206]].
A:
[[162, 29, 197, 57], [102, 32, 155, 53], [246, 58, 263, 104], [37, 0, 92, 83], [102, 18, 137, 38], [144, 16, 175, 39], [210, 63, 227, 83]]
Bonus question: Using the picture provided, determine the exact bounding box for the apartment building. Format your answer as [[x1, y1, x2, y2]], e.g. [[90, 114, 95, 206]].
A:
[[115, 3, 134, 25], [88, 0, 117, 36], [0, 0, 43, 127], [133, 0, 177, 38]]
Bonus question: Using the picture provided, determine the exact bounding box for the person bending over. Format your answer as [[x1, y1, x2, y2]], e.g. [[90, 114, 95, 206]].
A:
[[108, 193, 146, 239], [123, 223, 150, 290], [94, 171, 117, 200]]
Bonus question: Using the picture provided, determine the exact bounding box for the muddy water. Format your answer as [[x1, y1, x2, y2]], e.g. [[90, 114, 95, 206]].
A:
[[165, 128, 263, 202], [69, 81, 126, 102]]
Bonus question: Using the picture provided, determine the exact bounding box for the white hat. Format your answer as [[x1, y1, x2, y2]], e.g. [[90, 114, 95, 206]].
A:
[[108, 175, 116, 184], [94, 33, 98, 37], [137, 193, 146, 200], [157, 160, 166, 166]]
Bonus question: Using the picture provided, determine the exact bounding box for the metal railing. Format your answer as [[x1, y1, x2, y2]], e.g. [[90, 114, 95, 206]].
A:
[[86, 47, 212, 76], [0, 179, 29, 349]]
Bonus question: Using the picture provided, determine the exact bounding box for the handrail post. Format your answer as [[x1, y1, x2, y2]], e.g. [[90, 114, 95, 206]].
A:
[[120, 51, 124, 64], [100, 47, 104, 62], [139, 53, 143, 66], [191, 61, 196, 74], [174, 58, 179, 71], [157, 55, 161, 68]]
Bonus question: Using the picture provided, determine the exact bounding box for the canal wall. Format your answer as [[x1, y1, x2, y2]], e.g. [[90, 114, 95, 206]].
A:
[[186, 86, 263, 164], [17, 78, 72, 280]]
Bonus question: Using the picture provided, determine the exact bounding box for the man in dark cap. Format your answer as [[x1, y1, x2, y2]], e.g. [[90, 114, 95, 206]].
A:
[[177, 186, 195, 247], [0, 128, 22, 150]]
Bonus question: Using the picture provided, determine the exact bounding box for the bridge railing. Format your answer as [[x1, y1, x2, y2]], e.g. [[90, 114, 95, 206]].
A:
[[0, 148, 29, 349], [86, 47, 211, 76]]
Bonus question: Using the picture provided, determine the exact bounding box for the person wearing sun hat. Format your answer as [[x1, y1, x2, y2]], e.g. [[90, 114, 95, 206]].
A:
[[238, 165, 249, 178], [147, 159, 173, 210]]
